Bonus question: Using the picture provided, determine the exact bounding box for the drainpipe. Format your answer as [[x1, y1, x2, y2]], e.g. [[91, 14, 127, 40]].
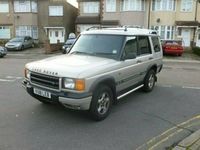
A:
[[192, 0, 199, 48], [147, 0, 151, 28]]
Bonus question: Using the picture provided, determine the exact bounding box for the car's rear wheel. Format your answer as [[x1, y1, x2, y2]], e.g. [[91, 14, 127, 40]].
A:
[[31, 43, 34, 48], [143, 69, 156, 92], [90, 85, 113, 121]]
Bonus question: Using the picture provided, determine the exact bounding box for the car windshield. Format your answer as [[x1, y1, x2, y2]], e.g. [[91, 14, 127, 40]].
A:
[[70, 34, 124, 59], [10, 37, 24, 42]]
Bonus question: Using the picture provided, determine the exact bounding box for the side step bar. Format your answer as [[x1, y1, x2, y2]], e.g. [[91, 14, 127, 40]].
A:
[[117, 84, 144, 100]]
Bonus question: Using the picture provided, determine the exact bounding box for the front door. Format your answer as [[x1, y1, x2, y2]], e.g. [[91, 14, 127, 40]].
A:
[[196, 31, 200, 47], [182, 29, 190, 47], [49, 29, 64, 44]]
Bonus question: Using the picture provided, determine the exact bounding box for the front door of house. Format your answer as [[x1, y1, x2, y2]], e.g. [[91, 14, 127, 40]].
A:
[[49, 29, 64, 44], [182, 29, 190, 47], [196, 31, 200, 47]]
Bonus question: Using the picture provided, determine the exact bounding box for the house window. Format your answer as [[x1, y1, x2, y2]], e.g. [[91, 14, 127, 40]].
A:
[[83, 2, 99, 13], [55, 31, 59, 37], [138, 36, 151, 55], [32, 26, 38, 39], [106, 0, 116, 12], [152, 26, 175, 40], [178, 28, 182, 36], [0, 1, 9, 13], [14, 0, 31, 12], [181, 0, 193, 12], [49, 6, 63, 16], [152, 0, 175, 11], [121, 0, 145, 11], [16, 26, 38, 39], [0, 26, 10, 39], [31, 0, 38, 12]]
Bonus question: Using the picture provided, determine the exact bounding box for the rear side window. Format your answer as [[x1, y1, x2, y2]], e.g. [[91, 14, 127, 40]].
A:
[[151, 36, 161, 52], [138, 36, 151, 55]]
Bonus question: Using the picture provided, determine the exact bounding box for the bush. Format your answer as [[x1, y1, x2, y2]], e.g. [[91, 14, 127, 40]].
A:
[[192, 47, 200, 56], [0, 40, 9, 47]]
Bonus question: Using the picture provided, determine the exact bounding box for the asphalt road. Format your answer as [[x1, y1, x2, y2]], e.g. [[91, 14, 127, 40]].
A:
[[0, 53, 200, 150]]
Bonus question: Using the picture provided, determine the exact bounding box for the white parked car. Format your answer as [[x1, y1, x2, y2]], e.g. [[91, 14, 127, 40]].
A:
[[23, 27, 163, 121]]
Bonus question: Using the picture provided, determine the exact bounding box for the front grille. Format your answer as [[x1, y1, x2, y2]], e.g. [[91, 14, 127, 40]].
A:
[[30, 72, 60, 90]]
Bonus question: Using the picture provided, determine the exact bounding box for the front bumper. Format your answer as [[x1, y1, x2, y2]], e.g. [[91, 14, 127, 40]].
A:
[[22, 80, 92, 110], [6, 46, 21, 51]]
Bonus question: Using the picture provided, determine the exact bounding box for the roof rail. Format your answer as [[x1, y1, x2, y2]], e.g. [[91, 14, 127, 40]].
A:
[[85, 26, 158, 35], [86, 25, 119, 31]]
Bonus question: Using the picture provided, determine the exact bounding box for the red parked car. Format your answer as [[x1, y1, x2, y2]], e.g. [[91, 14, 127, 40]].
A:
[[162, 40, 184, 56]]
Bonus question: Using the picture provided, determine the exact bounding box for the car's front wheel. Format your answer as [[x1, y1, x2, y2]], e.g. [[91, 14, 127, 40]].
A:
[[21, 45, 24, 50], [90, 85, 113, 121]]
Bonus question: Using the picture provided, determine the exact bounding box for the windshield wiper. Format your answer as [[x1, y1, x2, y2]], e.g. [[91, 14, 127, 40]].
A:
[[70, 51, 91, 55], [93, 52, 114, 55]]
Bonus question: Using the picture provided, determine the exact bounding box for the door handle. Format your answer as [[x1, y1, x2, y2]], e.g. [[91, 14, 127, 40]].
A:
[[149, 57, 153, 60]]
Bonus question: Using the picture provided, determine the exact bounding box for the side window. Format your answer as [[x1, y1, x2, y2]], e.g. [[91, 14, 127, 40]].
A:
[[123, 36, 137, 59], [151, 36, 161, 52], [138, 36, 151, 55]]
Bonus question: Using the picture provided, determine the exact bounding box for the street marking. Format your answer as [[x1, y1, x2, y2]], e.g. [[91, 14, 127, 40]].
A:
[[0, 79, 15, 82], [136, 115, 200, 150], [6, 76, 23, 79], [0, 76, 23, 82], [182, 86, 200, 90]]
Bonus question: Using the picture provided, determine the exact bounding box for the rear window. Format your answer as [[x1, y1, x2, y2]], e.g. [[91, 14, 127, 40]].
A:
[[138, 36, 151, 55], [151, 36, 161, 52]]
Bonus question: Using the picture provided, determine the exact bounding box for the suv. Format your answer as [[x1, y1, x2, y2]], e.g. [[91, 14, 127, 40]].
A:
[[23, 27, 163, 121]]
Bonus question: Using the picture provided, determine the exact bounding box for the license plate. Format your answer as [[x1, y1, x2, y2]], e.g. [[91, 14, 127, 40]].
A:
[[33, 88, 51, 99]]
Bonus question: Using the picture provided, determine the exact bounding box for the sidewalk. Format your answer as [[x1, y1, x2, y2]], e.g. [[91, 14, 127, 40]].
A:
[[173, 129, 200, 150]]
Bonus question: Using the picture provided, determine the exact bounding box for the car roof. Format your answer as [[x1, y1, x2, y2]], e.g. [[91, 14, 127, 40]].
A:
[[81, 27, 158, 36]]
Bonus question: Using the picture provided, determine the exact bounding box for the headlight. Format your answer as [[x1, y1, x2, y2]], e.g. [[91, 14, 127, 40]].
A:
[[24, 68, 31, 79], [63, 78, 85, 91], [16, 43, 21, 47]]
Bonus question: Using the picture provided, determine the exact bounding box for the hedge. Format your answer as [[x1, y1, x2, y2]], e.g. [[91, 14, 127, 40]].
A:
[[192, 47, 200, 56]]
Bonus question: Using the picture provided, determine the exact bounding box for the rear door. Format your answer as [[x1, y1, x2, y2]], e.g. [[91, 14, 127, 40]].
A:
[[136, 36, 154, 81]]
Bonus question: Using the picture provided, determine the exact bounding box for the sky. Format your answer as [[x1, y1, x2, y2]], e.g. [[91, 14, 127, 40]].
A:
[[67, 0, 78, 8]]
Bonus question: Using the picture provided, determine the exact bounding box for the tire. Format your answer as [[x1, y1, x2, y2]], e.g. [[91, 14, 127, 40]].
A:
[[31, 43, 34, 48], [89, 85, 113, 121], [143, 70, 156, 92], [62, 50, 66, 54], [21, 45, 24, 50]]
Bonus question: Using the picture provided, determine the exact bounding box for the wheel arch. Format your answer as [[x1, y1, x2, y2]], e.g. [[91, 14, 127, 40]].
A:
[[89, 76, 117, 102], [147, 64, 157, 74]]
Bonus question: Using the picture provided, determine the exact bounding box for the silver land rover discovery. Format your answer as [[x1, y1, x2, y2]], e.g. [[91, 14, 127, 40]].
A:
[[23, 27, 163, 121]]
